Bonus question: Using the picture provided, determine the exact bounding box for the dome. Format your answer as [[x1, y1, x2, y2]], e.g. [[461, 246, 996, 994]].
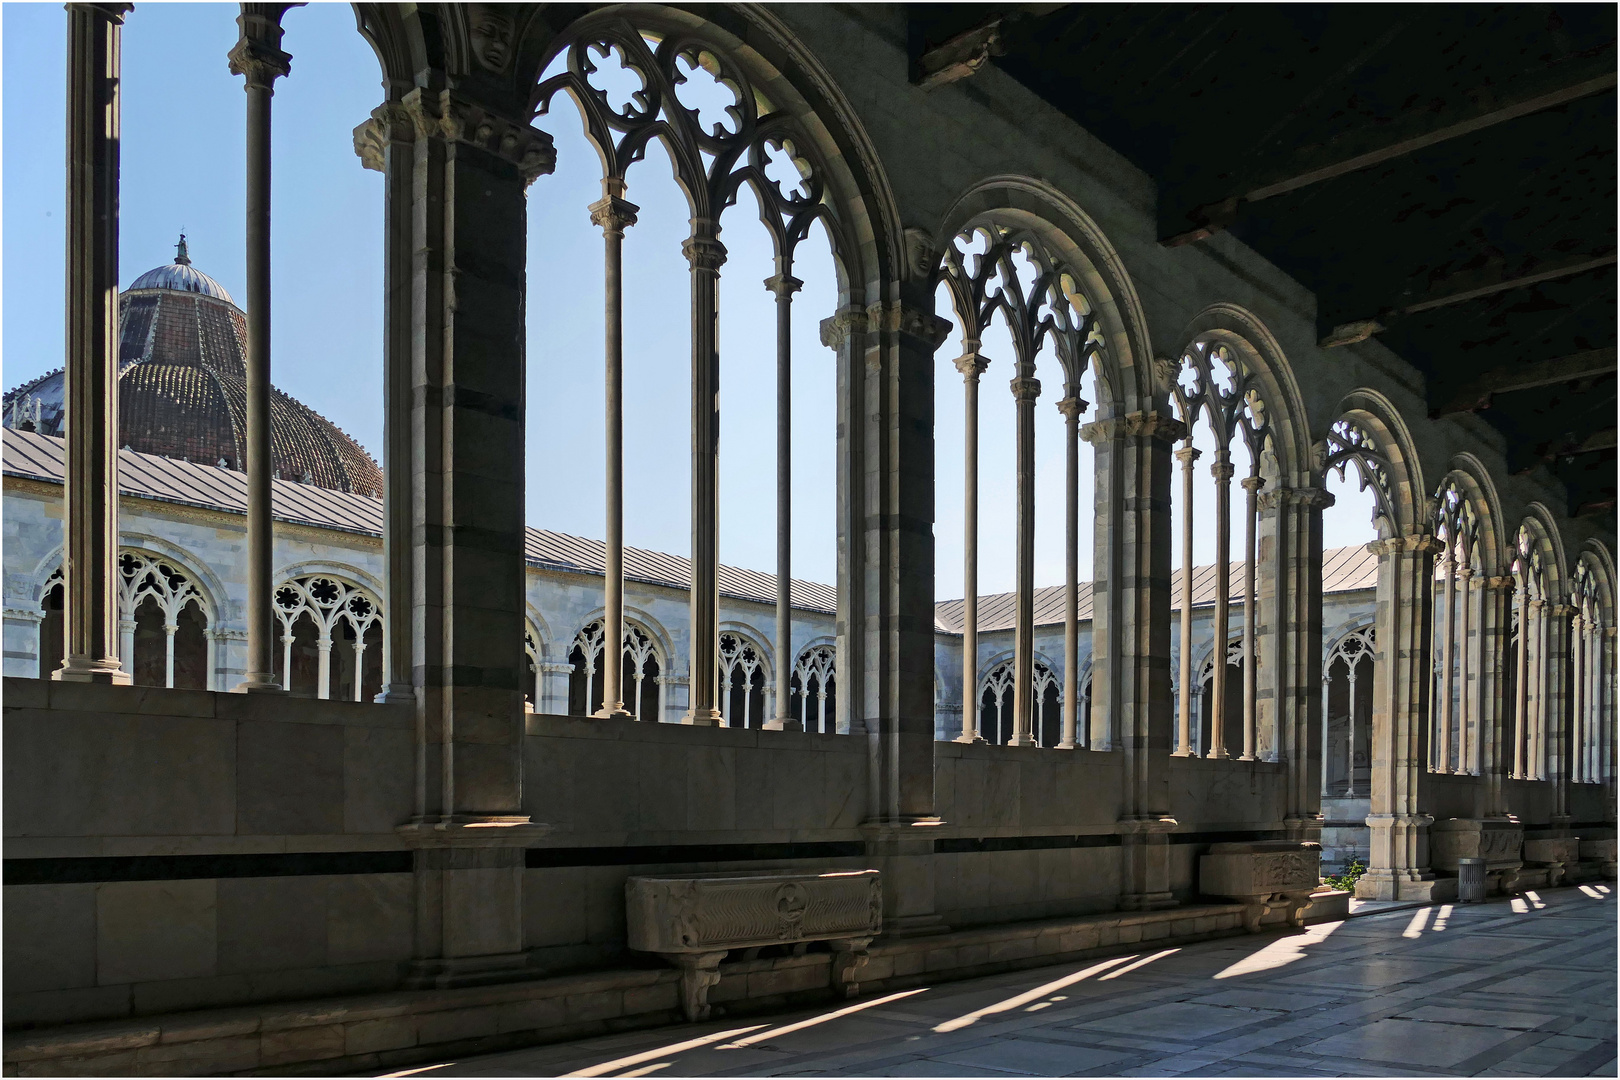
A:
[[2, 237, 382, 498], [126, 237, 235, 302]]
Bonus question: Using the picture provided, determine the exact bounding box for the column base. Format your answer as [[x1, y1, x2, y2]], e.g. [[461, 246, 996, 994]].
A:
[[954, 733, 986, 745], [684, 709, 723, 727], [1207, 749, 1230, 760], [1008, 734, 1037, 747], [54, 658, 132, 684], [374, 682, 415, 704], [763, 717, 804, 732], [1056, 740, 1077, 750], [1170, 749, 1195, 758], [593, 704, 634, 720], [1353, 869, 1455, 902], [232, 672, 287, 694], [403, 952, 534, 990]]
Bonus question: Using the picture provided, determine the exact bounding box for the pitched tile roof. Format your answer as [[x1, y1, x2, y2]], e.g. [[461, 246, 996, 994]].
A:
[[4, 428, 1376, 630]]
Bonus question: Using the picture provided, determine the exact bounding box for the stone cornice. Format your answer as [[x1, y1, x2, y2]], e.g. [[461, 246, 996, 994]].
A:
[[1078, 411, 1188, 445], [402, 87, 556, 185], [819, 307, 868, 350], [1366, 532, 1441, 557]]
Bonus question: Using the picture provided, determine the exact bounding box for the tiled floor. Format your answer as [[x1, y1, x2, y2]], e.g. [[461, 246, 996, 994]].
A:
[[382, 885, 1616, 1078]]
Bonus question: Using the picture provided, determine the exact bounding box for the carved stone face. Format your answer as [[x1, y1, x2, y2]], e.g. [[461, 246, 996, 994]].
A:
[[468, 5, 515, 73]]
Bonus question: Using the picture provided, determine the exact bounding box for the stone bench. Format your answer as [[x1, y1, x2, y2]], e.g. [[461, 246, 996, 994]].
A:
[[626, 869, 883, 1021], [1199, 840, 1321, 932]]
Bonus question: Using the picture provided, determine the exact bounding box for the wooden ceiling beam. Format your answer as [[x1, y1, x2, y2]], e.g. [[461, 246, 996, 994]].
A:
[[1162, 66, 1617, 247], [1319, 251, 1617, 348], [1430, 347, 1617, 417], [910, 4, 1068, 90]]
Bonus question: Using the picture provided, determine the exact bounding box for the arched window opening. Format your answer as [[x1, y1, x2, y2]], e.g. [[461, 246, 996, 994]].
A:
[[37, 569, 65, 680], [1323, 627, 1375, 797], [1431, 481, 1481, 774], [979, 657, 1064, 746], [567, 620, 662, 721], [531, 20, 842, 731], [1171, 342, 1272, 761], [1570, 558, 1610, 785], [791, 644, 837, 734], [937, 222, 1101, 750], [718, 632, 767, 729], [116, 551, 210, 690], [270, 576, 383, 701], [1509, 526, 1551, 781]]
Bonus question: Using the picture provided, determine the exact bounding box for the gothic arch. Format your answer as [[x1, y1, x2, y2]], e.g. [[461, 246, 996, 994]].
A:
[[571, 606, 674, 670], [116, 533, 228, 622], [524, 601, 556, 660], [1327, 388, 1425, 539], [1581, 539, 1616, 627], [1521, 503, 1570, 599], [1173, 304, 1311, 481], [1437, 454, 1509, 577], [934, 176, 1154, 414], [276, 559, 386, 603]]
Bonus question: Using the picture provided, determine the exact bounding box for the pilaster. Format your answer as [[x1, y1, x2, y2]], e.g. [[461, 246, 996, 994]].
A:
[[1081, 410, 1185, 908], [1477, 576, 1515, 818]]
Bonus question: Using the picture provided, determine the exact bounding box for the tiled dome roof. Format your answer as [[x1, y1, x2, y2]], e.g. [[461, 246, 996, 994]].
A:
[[2, 238, 381, 498]]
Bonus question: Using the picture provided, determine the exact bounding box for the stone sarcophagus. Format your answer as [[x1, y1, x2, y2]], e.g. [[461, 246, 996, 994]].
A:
[[1430, 818, 1524, 893], [1523, 837, 1580, 887], [1200, 841, 1321, 932], [1579, 838, 1617, 877], [626, 869, 882, 1021]]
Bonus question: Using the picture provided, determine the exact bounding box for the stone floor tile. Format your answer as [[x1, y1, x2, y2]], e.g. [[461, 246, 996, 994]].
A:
[[929, 1038, 1133, 1075], [1275, 958, 1460, 989], [851, 1060, 1007, 1077], [1073, 1001, 1282, 1041], [1191, 989, 1337, 1012], [1396, 1005, 1558, 1030], [1298, 1018, 1522, 1069]]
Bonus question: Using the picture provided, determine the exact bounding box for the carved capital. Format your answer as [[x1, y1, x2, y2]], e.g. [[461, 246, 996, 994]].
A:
[[1079, 411, 1188, 445], [953, 351, 990, 381], [352, 101, 414, 173], [1551, 603, 1576, 617], [1175, 445, 1202, 465], [1056, 395, 1087, 419], [865, 300, 953, 349], [1009, 375, 1042, 402], [764, 273, 803, 299], [820, 307, 869, 350], [1240, 475, 1266, 494], [227, 37, 292, 90], [403, 88, 556, 185], [1482, 575, 1515, 590], [589, 195, 639, 237], [682, 229, 728, 273], [1367, 531, 1441, 558], [1258, 485, 1334, 511], [1210, 460, 1236, 483]]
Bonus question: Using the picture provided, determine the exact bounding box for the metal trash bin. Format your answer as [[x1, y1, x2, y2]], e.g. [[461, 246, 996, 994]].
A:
[[1457, 857, 1487, 903]]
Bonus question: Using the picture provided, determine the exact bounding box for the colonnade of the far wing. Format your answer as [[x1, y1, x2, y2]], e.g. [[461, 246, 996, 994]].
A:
[[49, 0, 1616, 979]]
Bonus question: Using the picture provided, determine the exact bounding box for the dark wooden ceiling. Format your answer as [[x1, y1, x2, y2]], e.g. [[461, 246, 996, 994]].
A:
[[907, 3, 1617, 515]]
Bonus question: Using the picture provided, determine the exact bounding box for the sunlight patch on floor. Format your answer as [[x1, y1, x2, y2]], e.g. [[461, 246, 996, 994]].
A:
[[932, 954, 1137, 1033]]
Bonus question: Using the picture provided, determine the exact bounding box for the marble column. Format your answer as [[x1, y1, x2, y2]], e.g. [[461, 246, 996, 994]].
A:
[[1358, 530, 1443, 901], [1529, 598, 1547, 780], [766, 264, 803, 731], [1437, 546, 1457, 773], [1457, 566, 1474, 774], [1009, 368, 1041, 747], [683, 219, 726, 726], [1239, 473, 1263, 761], [1549, 602, 1574, 827], [354, 100, 416, 704], [58, 2, 132, 685], [1207, 454, 1234, 758], [1058, 394, 1084, 749], [954, 350, 989, 745], [1082, 410, 1185, 909], [229, 3, 294, 694], [592, 186, 638, 720], [821, 307, 868, 737], [1173, 444, 1199, 756], [1513, 585, 1530, 779]]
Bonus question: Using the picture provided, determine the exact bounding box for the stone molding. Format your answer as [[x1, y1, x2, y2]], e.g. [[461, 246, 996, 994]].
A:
[[402, 88, 556, 185], [352, 101, 415, 173], [1257, 485, 1335, 511], [1078, 410, 1188, 445], [1366, 532, 1441, 558], [819, 306, 869, 350], [953, 350, 990, 380], [864, 300, 953, 349]]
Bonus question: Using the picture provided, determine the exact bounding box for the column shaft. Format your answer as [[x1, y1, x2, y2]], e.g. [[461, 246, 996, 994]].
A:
[[1009, 371, 1040, 747], [684, 221, 726, 725], [1208, 456, 1233, 757], [1458, 569, 1473, 773], [1059, 397, 1083, 748], [1321, 673, 1331, 794], [229, 6, 293, 694], [1174, 445, 1198, 756], [59, 2, 132, 685], [955, 354, 987, 744], [767, 266, 802, 730], [1239, 473, 1262, 760], [591, 191, 637, 719], [1513, 588, 1529, 778], [1438, 551, 1456, 772]]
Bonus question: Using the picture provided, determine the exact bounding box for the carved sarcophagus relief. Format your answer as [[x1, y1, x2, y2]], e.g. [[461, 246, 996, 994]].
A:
[[1200, 840, 1321, 932], [626, 869, 882, 1021]]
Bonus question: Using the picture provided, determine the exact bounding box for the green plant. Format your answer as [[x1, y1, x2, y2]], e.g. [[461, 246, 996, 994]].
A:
[[1322, 859, 1367, 892]]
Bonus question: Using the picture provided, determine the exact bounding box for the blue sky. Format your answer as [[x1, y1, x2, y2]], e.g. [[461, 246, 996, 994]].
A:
[[2, 2, 1375, 597]]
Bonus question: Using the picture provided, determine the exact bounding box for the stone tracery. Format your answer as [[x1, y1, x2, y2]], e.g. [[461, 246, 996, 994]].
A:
[[270, 575, 383, 701]]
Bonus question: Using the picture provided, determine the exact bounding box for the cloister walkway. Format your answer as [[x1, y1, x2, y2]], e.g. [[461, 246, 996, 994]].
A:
[[382, 887, 1616, 1079]]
